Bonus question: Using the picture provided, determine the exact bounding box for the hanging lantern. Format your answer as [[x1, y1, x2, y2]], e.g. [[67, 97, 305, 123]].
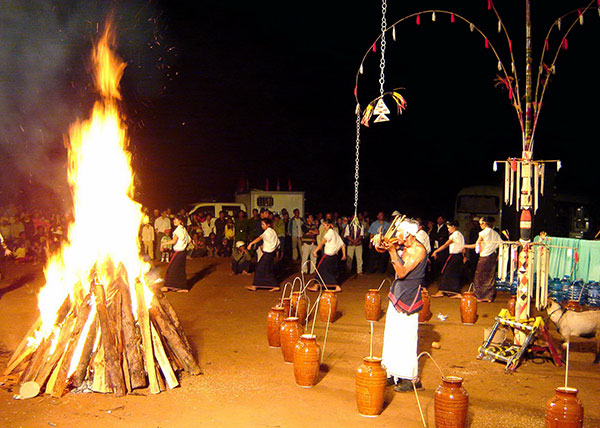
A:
[[432, 11, 436, 22], [450, 13, 455, 23]]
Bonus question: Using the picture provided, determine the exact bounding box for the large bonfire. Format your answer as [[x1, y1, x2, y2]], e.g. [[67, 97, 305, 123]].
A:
[[2, 22, 200, 398]]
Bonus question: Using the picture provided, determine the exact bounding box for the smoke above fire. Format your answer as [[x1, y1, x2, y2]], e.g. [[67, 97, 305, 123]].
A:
[[0, 0, 174, 209]]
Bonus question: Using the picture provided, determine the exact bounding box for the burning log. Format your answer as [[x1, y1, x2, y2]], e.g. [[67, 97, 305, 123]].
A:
[[119, 279, 146, 390], [71, 315, 98, 388]]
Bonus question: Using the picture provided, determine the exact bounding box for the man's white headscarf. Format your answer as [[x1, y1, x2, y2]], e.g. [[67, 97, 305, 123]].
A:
[[397, 219, 419, 240]]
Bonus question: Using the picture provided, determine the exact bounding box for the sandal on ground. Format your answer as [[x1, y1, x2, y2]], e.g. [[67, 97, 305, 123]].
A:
[[431, 291, 446, 298], [245, 285, 257, 291], [449, 293, 462, 299], [394, 378, 423, 393], [267, 287, 281, 292]]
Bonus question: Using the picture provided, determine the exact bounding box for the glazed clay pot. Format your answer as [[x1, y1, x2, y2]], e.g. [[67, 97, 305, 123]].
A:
[[434, 376, 469, 428], [293, 334, 321, 388], [460, 292, 478, 325], [291, 292, 308, 324], [319, 291, 337, 323], [280, 317, 304, 363], [545, 387, 584, 428], [267, 306, 286, 348], [355, 357, 387, 417], [280, 298, 292, 318], [419, 288, 433, 323], [507, 295, 517, 317], [365, 289, 381, 321]]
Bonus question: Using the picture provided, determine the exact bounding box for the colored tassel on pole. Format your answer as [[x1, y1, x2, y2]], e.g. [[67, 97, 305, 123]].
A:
[[498, 20, 501, 33], [493, 161, 498, 172], [508, 39, 512, 52], [359, 64, 363, 74], [372, 43, 376, 52], [557, 19, 561, 30], [432, 11, 436, 22], [485, 38, 489, 49], [579, 9, 583, 25], [392, 25, 396, 41], [562, 38, 568, 50], [416, 14, 420, 25], [470, 23, 474, 32], [497, 60, 502, 71], [544, 39, 549, 51], [354, 85, 357, 97], [488, 0, 492, 10], [450, 13, 455, 23]]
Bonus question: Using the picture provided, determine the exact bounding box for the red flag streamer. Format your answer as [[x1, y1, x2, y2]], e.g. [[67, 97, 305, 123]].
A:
[[450, 13, 455, 23], [563, 38, 568, 50], [485, 38, 489, 49], [416, 14, 420, 25], [511, 158, 517, 172], [488, 0, 492, 10], [574, 251, 579, 263], [508, 87, 513, 100], [372, 43, 377, 52], [544, 39, 549, 51]]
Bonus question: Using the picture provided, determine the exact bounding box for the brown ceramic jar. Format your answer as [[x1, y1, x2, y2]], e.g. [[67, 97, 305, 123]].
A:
[[419, 288, 432, 323], [280, 317, 304, 363], [291, 291, 308, 324], [460, 292, 478, 325], [545, 387, 584, 428], [266, 306, 286, 348], [434, 376, 469, 428], [293, 334, 321, 388], [319, 290, 337, 323], [365, 289, 381, 321], [355, 357, 387, 417], [565, 300, 582, 312], [507, 295, 517, 317]]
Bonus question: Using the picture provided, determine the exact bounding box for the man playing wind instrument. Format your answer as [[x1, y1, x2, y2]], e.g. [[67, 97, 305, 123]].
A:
[[374, 218, 427, 392]]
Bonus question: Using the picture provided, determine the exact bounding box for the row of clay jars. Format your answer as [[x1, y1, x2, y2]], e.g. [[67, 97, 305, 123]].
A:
[[319, 290, 337, 323], [460, 291, 478, 325], [267, 306, 286, 348]]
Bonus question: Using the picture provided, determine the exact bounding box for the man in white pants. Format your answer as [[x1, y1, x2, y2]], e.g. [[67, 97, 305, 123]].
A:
[[344, 218, 364, 275]]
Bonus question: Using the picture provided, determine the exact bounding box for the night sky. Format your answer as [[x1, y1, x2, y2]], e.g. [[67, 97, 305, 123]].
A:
[[1, 1, 599, 226]]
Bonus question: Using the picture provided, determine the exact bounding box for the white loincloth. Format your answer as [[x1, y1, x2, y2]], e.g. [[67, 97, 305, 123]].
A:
[[381, 301, 419, 381]]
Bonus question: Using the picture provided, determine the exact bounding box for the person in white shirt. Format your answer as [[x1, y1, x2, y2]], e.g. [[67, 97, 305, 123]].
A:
[[246, 218, 280, 291], [201, 214, 216, 238], [141, 221, 155, 260], [0, 232, 12, 280], [160, 215, 191, 293], [344, 219, 364, 275], [308, 220, 346, 292], [463, 216, 501, 302], [431, 220, 465, 298], [154, 211, 171, 262]]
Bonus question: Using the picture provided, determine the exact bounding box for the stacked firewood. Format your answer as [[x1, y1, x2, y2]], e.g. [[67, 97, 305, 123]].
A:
[[2, 268, 200, 398]]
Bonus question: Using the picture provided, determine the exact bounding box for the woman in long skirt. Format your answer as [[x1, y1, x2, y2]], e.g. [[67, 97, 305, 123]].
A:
[[246, 218, 280, 291], [463, 216, 501, 302], [308, 220, 346, 292], [431, 220, 465, 298], [161, 214, 192, 293]]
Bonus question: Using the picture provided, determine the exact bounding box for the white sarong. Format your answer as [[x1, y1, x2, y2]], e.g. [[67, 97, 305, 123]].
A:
[[381, 301, 419, 380]]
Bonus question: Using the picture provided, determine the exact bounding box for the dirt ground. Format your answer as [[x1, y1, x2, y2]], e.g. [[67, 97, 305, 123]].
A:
[[1, 257, 599, 428]]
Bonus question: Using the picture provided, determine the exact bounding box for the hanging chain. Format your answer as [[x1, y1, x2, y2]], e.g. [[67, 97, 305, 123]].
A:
[[379, 0, 387, 97], [353, 107, 361, 222]]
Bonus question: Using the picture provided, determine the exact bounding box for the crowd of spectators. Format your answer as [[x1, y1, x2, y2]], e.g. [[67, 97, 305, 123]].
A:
[[1, 203, 485, 287]]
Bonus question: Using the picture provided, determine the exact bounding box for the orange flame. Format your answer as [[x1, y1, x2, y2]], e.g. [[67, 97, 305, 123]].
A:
[[36, 23, 152, 350]]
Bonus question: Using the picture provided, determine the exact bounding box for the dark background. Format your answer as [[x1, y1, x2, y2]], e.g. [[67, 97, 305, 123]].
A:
[[1, 1, 598, 231]]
